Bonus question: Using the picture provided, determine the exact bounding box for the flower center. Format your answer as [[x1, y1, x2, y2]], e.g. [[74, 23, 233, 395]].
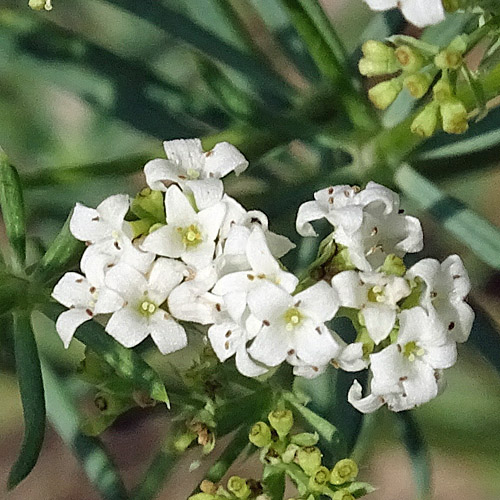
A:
[[186, 168, 200, 179], [403, 341, 425, 362], [177, 224, 203, 247], [284, 307, 303, 331], [139, 300, 157, 316], [368, 285, 386, 303]]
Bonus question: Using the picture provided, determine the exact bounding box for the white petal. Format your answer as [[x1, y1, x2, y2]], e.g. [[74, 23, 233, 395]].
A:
[[144, 158, 184, 191], [213, 272, 255, 296], [370, 344, 406, 394], [400, 0, 445, 27], [70, 203, 109, 242], [141, 225, 184, 259], [149, 313, 187, 354], [295, 281, 339, 323], [294, 323, 341, 366], [105, 263, 147, 303], [295, 200, 326, 237], [198, 202, 226, 242], [120, 240, 155, 274], [247, 281, 291, 322], [363, 305, 396, 344], [52, 272, 93, 309], [449, 301, 474, 343], [265, 231, 295, 259], [186, 179, 224, 210], [423, 342, 457, 370], [395, 215, 424, 254], [148, 258, 186, 304], [163, 138, 204, 172], [235, 347, 268, 377], [183, 241, 216, 269], [94, 288, 124, 314], [248, 326, 289, 366], [363, 0, 397, 10], [443, 254, 471, 298], [223, 225, 250, 257], [168, 283, 217, 324], [331, 271, 367, 308], [105, 308, 149, 348], [336, 342, 368, 372], [208, 321, 241, 361], [348, 380, 385, 414], [398, 307, 447, 346], [204, 141, 248, 177], [400, 360, 439, 408], [55, 309, 91, 348], [165, 185, 197, 225], [96, 194, 129, 228]]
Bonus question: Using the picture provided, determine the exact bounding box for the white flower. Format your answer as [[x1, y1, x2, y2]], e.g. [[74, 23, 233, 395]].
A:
[[348, 307, 456, 413], [141, 185, 225, 269], [247, 281, 341, 367], [52, 272, 123, 348], [213, 225, 298, 301], [332, 270, 411, 344], [363, 0, 445, 28], [70, 194, 153, 283], [144, 139, 248, 209], [104, 259, 188, 354], [407, 255, 474, 343]]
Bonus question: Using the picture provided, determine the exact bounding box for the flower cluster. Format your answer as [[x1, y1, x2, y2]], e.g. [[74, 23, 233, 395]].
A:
[[52, 137, 474, 414]]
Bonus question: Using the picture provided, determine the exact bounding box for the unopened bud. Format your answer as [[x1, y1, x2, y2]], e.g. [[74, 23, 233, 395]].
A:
[[173, 431, 197, 452], [359, 41, 399, 77], [380, 254, 406, 277], [296, 446, 323, 475], [29, 0, 52, 10], [268, 409, 293, 439], [332, 490, 355, 500], [368, 79, 403, 110], [200, 480, 217, 495], [410, 101, 440, 138], [308, 466, 331, 493], [188, 494, 215, 500], [442, 0, 461, 11], [131, 187, 166, 222], [249, 422, 272, 448], [440, 98, 469, 134], [362, 40, 395, 61], [433, 78, 453, 102], [227, 476, 251, 500], [290, 432, 319, 447], [330, 458, 359, 485], [395, 45, 424, 73], [404, 73, 433, 99], [435, 49, 463, 70], [359, 58, 398, 77]]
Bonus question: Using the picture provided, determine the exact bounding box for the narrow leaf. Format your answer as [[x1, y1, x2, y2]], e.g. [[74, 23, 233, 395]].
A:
[[8, 311, 46, 489], [42, 305, 169, 405], [32, 210, 84, 283], [40, 358, 129, 500], [395, 164, 500, 269], [396, 411, 431, 500], [0, 150, 26, 268]]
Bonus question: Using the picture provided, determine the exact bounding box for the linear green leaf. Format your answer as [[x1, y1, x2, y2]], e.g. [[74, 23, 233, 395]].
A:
[[395, 164, 500, 269], [8, 311, 46, 489], [42, 304, 169, 405], [0, 150, 26, 269], [32, 211, 84, 283], [396, 411, 431, 500], [40, 358, 129, 500]]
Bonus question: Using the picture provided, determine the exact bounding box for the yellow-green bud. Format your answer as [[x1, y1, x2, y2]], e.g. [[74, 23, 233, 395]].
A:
[[368, 79, 403, 110], [249, 422, 272, 448], [410, 101, 440, 138], [227, 476, 251, 500], [129, 218, 154, 239], [268, 409, 294, 439], [440, 98, 469, 134], [404, 73, 433, 99], [290, 432, 319, 447], [355, 328, 375, 358], [359, 58, 398, 77], [380, 254, 406, 277], [308, 466, 331, 493], [395, 45, 424, 73], [359, 41, 399, 77], [188, 494, 215, 500], [131, 188, 166, 223], [29, 0, 52, 10], [173, 431, 197, 452], [200, 480, 218, 495], [362, 40, 395, 61], [332, 490, 355, 500], [433, 78, 453, 102], [442, 0, 461, 11], [330, 459, 359, 485], [434, 49, 463, 70], [296, 446, 323, 476]]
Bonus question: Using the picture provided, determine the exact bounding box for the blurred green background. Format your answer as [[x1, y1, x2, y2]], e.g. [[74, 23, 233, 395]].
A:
[[1, 0, 500, 498]]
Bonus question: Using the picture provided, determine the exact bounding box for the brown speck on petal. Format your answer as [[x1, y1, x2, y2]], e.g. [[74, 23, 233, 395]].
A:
[[85, 309, 93, 317], [92, 216, 100, 221], [263, 320, 270, 327], [328, 197, 334, 204], [225, 330, 232, 338], [453, 274, 461, 279], [76, 278, 83, 283], [328, 187, 334, 194], [399, 376, 408, 381], [215, 303, 221, 312], [224, 341, 230, 350], [294, 300, 301, 307], [89, 286, 96, 294], [312, 366, 319, 372], [397, 344, 402, 352], [178, 175, 187, 180], [316, 326, 322, 334], [288, 349, 295, 356], [331, 360, 340, 369], [247, 274, 255, 281], [398, 209, 405, 214], [205, 149, 214, 157], [85, 241, 92, 247], [448, 322, 455, 330]]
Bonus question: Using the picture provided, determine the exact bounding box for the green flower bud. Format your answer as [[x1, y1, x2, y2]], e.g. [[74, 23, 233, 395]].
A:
[[131, 188, 166, 223], [404, 73, 433, 99], [188, 494, 215, 500], [173, 431, 197, 452], [29, 0, 52, 10], [200, 480, 218, 495], [442, 0, 461, 11], [368, 79, 403, 110], [395, 45, 424, 73], [227, 476, 251, 499], [290, 432, 319, 447], [249, 422, 272, 448], [308, 466, 331, 493], [361, 40, 396, 61], [332, 490, 355, 500], [359, 58, 398, 77], [380, 254, 406, 277], [410, 101, 440, 138], [296, 446, 323, 476], [268, 409, 293, 439], [433, 78, 453, 102], [440, 98, 469, 134], [355, 328, 375, 358], [330, 459, 359, 485], [434, 49, 463, 70], [129, 218, 154, 239]]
